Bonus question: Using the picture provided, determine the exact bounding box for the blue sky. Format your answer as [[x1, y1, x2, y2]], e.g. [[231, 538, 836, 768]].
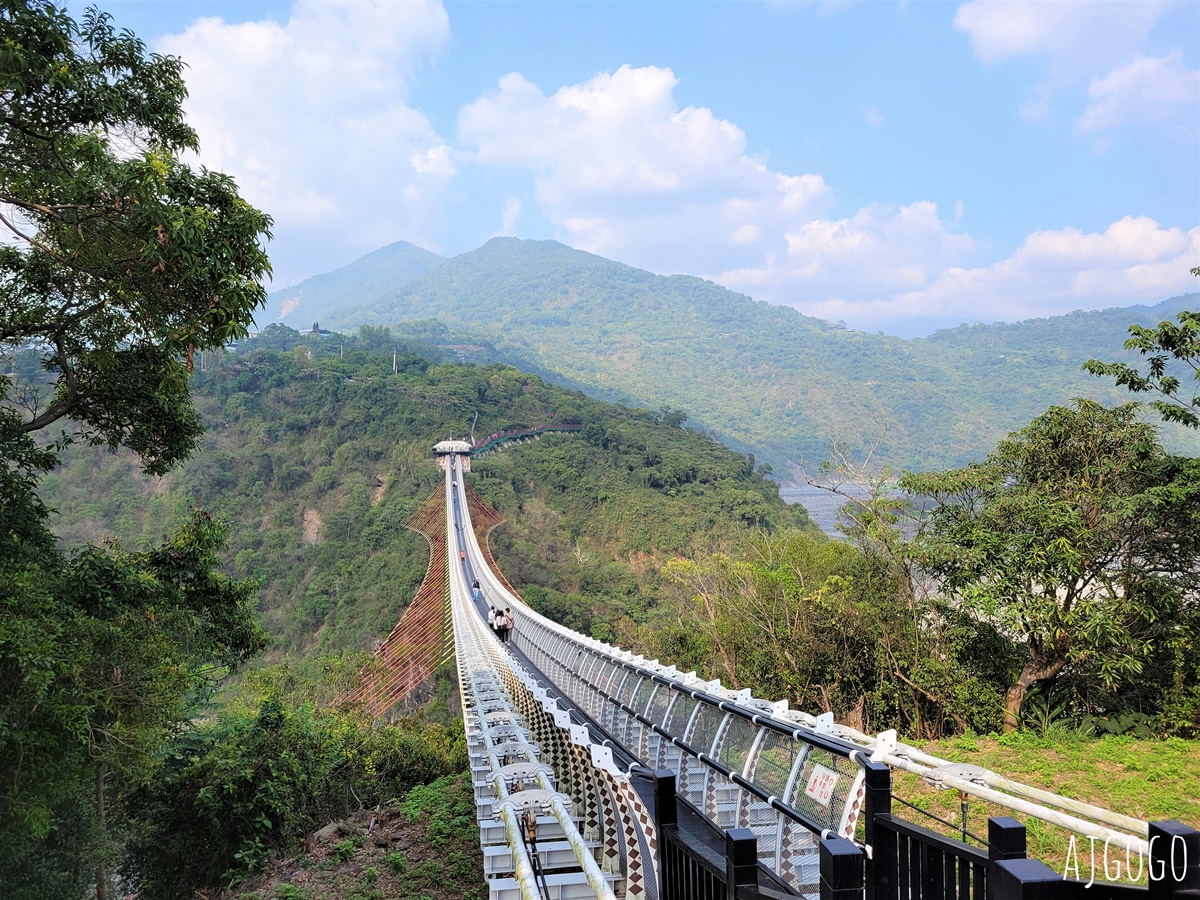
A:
[[83, 0, 1199, 335]]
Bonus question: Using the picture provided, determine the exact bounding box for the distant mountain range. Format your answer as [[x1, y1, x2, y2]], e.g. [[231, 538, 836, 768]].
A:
[[262, 237, 1200, 475], [260, 240, 443, 329]]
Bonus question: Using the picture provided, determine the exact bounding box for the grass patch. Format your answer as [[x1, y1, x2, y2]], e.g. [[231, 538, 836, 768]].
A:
[[888, 733, 1200, 884], [220, 773, 485, 900]]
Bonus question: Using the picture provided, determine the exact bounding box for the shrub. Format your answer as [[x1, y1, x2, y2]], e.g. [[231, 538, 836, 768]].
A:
[[120, 700, 463, 899]]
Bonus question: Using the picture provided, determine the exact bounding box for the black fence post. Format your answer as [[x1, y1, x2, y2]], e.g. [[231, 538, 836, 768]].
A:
[[988, 817, 1065, 900], [653, 770, 678, 900], [655, 769, 678, 828], [725, 827, 758, 900], [861, 757, 893, 900], [820, 834, 865, 900], [1149, 821, 1200, 899], [989, 817, 1027, 863]]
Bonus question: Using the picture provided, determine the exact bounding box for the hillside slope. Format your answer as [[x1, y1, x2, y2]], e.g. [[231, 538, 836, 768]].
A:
[[261, 240, 444, 329], [321, 237, 1198, 473], [39, 326, 810, 668]]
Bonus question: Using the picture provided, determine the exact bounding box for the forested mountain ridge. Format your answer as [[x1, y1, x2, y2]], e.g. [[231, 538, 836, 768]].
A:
[[304, 236, 1200, 473], [39, 325, 811, 670], [259, 239, 444, 329]]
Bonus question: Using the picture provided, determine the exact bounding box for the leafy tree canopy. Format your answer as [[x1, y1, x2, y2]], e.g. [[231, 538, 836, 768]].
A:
[[901, 400, 1200, 731], [1084, 304, 1200, 430], [1, 1, 272, 473], [0, 4, 272, 895]]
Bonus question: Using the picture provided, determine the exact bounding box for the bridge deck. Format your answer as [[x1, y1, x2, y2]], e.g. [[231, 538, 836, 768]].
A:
[[363, 451, 1163, 900]]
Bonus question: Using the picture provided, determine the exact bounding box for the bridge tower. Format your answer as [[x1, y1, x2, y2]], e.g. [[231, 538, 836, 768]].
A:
[[433, 438, 472, 472]]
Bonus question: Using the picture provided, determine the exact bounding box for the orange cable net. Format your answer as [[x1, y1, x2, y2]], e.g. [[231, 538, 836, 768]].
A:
[[342, 481, 520, 718], [342, 488, 450, 718]]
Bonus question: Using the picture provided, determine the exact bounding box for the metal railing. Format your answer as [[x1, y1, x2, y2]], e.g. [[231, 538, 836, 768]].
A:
[[448, 461, 666, 899], [446, 456, 1200, 900], [454, 469, 869, 898]]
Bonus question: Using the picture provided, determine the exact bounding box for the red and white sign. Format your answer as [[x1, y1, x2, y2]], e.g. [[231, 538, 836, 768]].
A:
[[804, 764, 839, 808]]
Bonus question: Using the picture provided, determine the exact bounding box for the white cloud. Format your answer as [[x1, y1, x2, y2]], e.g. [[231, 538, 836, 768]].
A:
[[498, 197, 521, 236], [458, 64, 1195, 335], [860, 105, 884, 128], [953, 0, 1171, 78], [458, 64, 833, 275], [157, 0, 454, 286], [716, 201, 975, 318], [461, 67, 760, 203], [1078, 51, 1200, 132], [953, 0, 1192, 134], [858, 216, 1200, 332], [458, 65, 980, 318]]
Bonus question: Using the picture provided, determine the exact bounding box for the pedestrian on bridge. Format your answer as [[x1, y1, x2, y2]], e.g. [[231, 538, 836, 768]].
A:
[[488, 606, 498, 635], [502, 607, 514, 644]]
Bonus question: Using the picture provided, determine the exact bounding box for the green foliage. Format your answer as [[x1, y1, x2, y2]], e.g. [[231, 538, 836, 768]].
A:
[[0, 8, 277, 893], [320, 236, 1200, 472], [0, 422, 265, 892], [903, 400, 1200, 731], [0, 2, 272, 473], [631, 527, 1017, 738], [120, 696, 464, 898], [38, 325, 808, 674], [1085, 306, 1200, 429], [1020, 682, 1075, 735], [1079, 711, 1157, 739]]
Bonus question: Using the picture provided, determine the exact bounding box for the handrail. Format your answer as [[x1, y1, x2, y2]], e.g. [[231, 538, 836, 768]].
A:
[[448, 453, 1158, 880], [451, 465, 866, 898], [447, 461, 625, 900], [470, 423, 582, 456]]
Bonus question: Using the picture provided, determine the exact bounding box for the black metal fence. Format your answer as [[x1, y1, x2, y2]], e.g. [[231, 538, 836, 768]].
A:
[[651, 760, 1200, 900]]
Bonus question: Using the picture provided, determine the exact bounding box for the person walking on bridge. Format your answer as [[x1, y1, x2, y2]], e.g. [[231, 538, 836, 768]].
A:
[[487, 606, 498, 635], [502, 607, 515, 644]]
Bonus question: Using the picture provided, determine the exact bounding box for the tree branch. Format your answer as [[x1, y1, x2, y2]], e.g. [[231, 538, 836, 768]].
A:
[[22, 335, 78, 432]]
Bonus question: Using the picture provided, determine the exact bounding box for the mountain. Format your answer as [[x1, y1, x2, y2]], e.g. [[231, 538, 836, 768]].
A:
[[259, 240, 443, 329], [315, 237, 1199, 473], [38, 327, 810, 668]]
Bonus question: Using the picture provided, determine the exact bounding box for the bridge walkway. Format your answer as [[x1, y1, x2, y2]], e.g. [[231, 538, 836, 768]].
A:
[[445, 456, 873, 900], [369, 449, 1190, 900]]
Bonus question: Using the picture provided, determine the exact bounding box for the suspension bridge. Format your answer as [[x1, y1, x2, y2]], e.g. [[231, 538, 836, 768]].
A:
[[349, 440, 1199, 900]]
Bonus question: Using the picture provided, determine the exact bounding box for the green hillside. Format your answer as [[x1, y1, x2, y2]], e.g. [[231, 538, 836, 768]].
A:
[[39, 325, 810, 670], [260, 240, 444, 331], [313, 237, 1199, 473]]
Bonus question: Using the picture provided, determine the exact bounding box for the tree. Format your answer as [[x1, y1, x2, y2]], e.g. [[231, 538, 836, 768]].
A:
[[1, 401, 268, 895], [650, 526, 1014, 738], [902, 400, 1200, 731], [1083, 270, 1200, 430], [0, 4, 272, 895], [1, 2, 272, 473]]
